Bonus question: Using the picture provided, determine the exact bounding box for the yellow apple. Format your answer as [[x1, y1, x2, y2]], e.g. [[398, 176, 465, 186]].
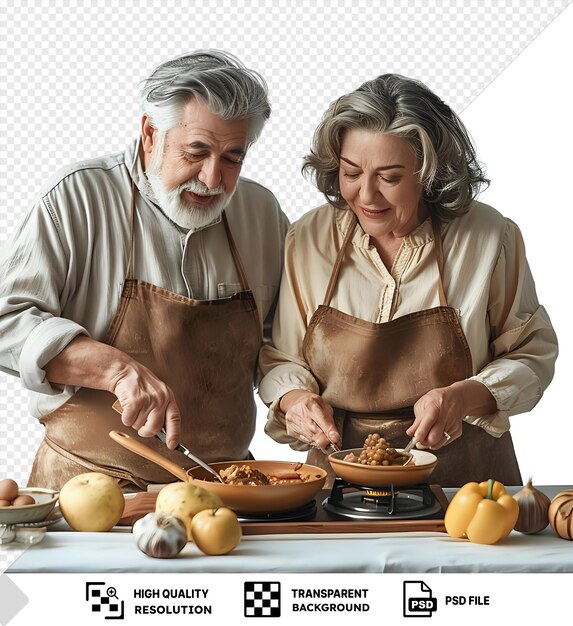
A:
[[190, 507, 242, 555], [59, 472, 124, 532], [155, 482, 223, 540]]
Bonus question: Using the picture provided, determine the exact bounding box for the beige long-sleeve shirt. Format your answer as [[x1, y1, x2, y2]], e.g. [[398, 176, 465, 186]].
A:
[[258, 201, 558, 449], [0, 140, 289, 417]]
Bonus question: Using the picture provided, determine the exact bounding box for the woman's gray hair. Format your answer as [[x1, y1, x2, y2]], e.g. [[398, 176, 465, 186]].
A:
[[139, 49, 270, 146], [302, 74, 489, 220]]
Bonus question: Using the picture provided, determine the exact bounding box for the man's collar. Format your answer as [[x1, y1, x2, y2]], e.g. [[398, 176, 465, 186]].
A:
[[125, 137, 149, 199]]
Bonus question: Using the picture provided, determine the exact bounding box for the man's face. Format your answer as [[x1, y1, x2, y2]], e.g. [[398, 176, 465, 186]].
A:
[[142, 99, 250, 230]]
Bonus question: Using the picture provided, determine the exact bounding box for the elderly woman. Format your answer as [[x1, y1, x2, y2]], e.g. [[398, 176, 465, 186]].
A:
[[258, 74, 558, 487]]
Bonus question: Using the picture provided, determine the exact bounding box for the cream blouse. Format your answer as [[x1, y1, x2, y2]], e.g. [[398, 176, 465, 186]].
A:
[[258, 201, 558, 450]]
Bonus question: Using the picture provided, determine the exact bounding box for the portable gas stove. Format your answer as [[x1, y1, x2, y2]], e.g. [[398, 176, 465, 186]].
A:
[[236, 499, 318, 523], [236, 480, 449, 535], [122, 482, 449, 535], [323, 479, 443, 520]]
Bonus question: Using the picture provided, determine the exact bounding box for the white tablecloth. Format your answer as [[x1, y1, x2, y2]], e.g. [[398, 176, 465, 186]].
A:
[[6, 486, 573, 573]]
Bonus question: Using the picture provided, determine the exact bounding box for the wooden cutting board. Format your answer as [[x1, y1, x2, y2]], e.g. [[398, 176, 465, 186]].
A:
[[119, 486, 448, 535]]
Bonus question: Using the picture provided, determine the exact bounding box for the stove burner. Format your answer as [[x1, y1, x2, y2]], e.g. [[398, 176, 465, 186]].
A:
[[363, 488, 393, 499], [236, 499, 317, 523], [323, 479, 443, 520]]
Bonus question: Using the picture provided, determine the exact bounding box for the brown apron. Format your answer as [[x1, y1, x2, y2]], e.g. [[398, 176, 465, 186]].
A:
[[305, 215, 521, 488], [28, 186, 261, 491]]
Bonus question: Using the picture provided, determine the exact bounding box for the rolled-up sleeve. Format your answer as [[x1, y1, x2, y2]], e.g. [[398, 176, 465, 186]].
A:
[[0, 199, 89, 395], [467, 219, 558, 434], [19, 317, 88, 393]]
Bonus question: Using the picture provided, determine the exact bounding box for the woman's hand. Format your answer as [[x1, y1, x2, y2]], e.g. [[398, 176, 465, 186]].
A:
[[279, 390, 340, 451], [407, 380, 496, 450]]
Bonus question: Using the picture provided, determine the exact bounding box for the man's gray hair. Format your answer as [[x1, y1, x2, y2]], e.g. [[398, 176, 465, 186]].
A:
[[140, 49, 271, 145], [302, 74, 489, 220]]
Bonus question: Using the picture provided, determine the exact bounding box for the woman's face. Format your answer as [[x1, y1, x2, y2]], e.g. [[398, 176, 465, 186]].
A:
[[338, 129, 427, 241]]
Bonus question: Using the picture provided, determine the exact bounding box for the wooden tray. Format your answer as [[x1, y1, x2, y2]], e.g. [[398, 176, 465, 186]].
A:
[[119, 486, 448, 535]]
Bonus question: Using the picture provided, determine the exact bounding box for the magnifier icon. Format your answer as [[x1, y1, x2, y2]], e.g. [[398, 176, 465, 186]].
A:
[[107, 587, 118, 599]]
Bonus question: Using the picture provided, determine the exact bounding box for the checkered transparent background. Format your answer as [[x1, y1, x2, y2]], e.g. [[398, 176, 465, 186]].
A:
[[0, 0, 570, 571]]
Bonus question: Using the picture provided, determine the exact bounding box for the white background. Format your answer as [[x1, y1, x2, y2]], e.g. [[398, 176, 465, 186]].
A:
[[1, 0, 572, 487]]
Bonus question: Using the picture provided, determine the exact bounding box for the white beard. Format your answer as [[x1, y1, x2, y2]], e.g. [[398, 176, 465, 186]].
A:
[[145, 168, 235, 231]]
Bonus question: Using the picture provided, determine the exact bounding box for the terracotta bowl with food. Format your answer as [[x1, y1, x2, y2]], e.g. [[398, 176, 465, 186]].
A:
[[186, 461, 327, 514], [328, 449, 437, 487], [108, 431, 327, 514]]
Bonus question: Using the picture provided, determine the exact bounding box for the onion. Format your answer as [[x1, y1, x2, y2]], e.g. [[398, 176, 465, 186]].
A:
[[548, 489, 573, 541], [513, 477, 551, 534]]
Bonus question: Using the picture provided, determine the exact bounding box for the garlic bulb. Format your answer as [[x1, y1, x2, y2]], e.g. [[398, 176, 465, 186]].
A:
[[133, 512, 187, 558], [513, 478, 551, 534]]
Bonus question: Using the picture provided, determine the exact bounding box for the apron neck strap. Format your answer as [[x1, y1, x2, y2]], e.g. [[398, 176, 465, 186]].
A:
[[322, 212, 449, 308], [126, 178, 137, 281], [322, 215, 356, 306], [431, 215, 448, 307], [222, 211, 251, 292]]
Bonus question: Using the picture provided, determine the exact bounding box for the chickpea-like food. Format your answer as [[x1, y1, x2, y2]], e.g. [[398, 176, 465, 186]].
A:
[[357, 434, 404, 466]]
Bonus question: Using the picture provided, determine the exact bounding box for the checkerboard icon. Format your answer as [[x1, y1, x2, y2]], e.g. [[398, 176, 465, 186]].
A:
[[244, 581, 281, 617]]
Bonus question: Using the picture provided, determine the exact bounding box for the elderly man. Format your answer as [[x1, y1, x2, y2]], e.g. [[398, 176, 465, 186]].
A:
[[0, 50, 289, 490]]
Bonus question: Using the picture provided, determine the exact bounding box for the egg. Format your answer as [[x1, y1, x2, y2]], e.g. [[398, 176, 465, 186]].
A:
[[11, 495, 36, 507], [0, 499, 12, 507], [0, 478, 18, 502]]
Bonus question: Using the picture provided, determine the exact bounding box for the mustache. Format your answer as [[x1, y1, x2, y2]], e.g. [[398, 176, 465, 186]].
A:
[[179, 180, 225, 196]]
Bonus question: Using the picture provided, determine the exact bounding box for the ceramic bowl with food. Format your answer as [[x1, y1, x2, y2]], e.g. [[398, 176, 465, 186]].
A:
[[328, 449, 437, 487], [108, 430, 328, 515], [0, 488, 59, 525], [186, 461, 328, 514]]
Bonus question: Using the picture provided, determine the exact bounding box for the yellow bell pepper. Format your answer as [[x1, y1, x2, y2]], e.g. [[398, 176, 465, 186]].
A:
[[444, 478, 519, 545]]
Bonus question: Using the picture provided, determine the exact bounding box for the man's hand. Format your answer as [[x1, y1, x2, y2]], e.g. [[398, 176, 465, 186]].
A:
[[107, 361, 181, 448], [279, 390, 340, 451], [406, 380, 497, 450], [44, 335, 181, 448]]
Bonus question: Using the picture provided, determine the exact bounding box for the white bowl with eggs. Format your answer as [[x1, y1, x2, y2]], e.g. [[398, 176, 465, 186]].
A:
[[0, 488, 59, 525]]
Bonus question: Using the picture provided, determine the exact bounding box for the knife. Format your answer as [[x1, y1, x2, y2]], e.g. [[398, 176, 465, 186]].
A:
[[153, 428, 193, 458], [111, 399, 223, 482], [398, 435, 418, 465], [403, 436, 418, 454], [309, 423, 340, 454]]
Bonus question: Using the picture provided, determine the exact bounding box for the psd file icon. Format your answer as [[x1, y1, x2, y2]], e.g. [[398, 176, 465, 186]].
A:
[[244, 581, 281, 617], [403, 581, 437, 617]]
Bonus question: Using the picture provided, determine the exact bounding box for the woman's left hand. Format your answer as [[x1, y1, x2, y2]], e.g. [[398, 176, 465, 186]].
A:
[[406, 380, 497, 450]]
